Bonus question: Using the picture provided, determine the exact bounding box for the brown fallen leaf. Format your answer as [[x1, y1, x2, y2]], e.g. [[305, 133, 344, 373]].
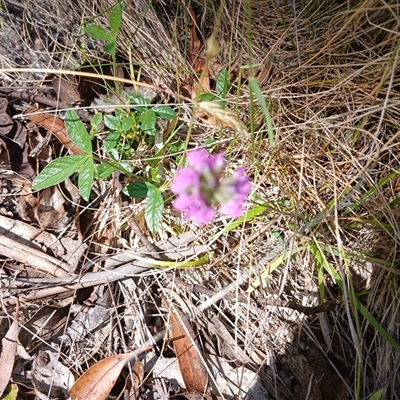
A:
[[170, 309, 208, 394], [52, 76, 82, 104], [115, 360, 144, 400], [69, 348, 151, 400], [24, 107, 84, 154], [0, 302, 19, 398]]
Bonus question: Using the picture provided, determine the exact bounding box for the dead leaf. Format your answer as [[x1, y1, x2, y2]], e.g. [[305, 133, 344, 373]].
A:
[[0, 137, 10, 168], [170, 309, 208, 394], [19, 305, 70, 350], [0, 97, 35, 179], [24, 107, 84, 154], [32, 350, 75, 400], [0, 302, 19, 398], [52, 76, 82, 104], [69, 351, 142, 400], [115, 360, 144, 400]]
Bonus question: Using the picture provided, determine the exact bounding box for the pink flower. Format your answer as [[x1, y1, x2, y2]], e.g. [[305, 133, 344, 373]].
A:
[[170, 149, 251, 224]]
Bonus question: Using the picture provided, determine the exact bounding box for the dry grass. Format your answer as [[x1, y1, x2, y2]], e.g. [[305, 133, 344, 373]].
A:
[[1, 0, 400, 399]]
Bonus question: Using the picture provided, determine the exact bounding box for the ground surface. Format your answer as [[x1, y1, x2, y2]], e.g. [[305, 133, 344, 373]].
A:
[[0, 1, 400, 399]]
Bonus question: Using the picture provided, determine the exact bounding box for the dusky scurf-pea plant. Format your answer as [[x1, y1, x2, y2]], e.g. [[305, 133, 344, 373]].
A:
[[170, 148, 251, 225]]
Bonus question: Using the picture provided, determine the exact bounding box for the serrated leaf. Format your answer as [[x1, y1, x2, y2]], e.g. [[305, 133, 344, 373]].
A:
[[109, 2, 123, 37], [145, 185, 164, 233], [85, 24, 112, 41], [104, 115, 122, 130], [65, 110, 92, 154], [139, 109, 156, 133], [78, 157, 95, 201], [152, 105, 177, 120], [216, 67, 228, 98], [32, 155, 87, 191], [123, 181, 149, 198], [104, 39, 116, 56], [96, 163, 116, 179]]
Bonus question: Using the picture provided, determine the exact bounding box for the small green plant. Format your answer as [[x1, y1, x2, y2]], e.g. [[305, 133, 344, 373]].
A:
[[195, 68, 229, 108], [84, 2, 123, 73], [32, 95, 177, 233]]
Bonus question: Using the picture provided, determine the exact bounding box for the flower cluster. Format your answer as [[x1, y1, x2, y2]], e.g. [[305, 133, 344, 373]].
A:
[[170, 148, 251, 225]]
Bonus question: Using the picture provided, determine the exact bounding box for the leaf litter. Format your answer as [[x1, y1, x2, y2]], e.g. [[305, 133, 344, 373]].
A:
[[0, 1, 399, 399]]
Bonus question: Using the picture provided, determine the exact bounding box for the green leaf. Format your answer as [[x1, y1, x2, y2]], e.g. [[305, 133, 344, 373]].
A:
[[109, 2, 123, 37], [145, 185, 164, 234], [104, 130, 121, 153], [196, 92, 226, 108], [249, 77, 274, 146], [369, 389, 384, 400], [121, 116, 134, 132], [32, 155, 87, 191], [90, 113, 103, 130], [196, 92, 220, 102], [105, 39, 116, 56], [216, 68, 228, 98], [104, 115, 122, 130], [123, 181, 149, 198], [64, 110, 92, 154], [139, 109, 156, 133], [96, 163, 116, 179], [2, 383, 18, 400], [85, 24, 112, 41], [115, 161, 133, 174], [126, 93, 149, 111], [107, 147, 120, 160], [78, 157, 95, 201], [152, 105, 177, 120]]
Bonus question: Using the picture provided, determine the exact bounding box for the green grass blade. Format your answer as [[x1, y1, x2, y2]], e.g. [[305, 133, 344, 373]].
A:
[[248, 76, 274, 147]]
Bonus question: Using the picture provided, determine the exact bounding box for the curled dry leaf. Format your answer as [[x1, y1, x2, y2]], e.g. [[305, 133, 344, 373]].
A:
[[0, 302, 19, 398], [32, 350, 75, 400], [170, 309, 208, 394], [69, 348, 150, 400], [24, 107, 84, 154]]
